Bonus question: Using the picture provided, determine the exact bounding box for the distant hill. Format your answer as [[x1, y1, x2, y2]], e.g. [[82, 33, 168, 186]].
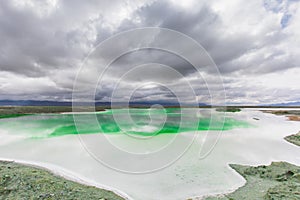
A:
[[0, 100, 208, 107], [0, 100, 72, 106], [2, 100, 300, 107], [265, 102, 300, 107], [0, 100, 112, 106]]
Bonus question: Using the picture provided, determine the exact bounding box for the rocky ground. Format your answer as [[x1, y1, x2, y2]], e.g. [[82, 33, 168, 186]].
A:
[[204, 161, 300, 200], [0, 161, 125, 200], [285, 131, 300, 147]]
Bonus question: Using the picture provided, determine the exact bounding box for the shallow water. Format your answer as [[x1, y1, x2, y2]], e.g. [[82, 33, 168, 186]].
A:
[[0, 108, 250, 139], [0, 108, 299, 200]]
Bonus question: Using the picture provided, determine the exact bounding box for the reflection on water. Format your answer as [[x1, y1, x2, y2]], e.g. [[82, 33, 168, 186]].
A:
[[0, 108, 251, 138]]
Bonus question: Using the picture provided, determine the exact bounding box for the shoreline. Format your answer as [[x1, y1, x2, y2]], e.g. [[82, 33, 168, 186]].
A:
[[1, 108, 300, 199], [284, 131, 300, 147], [199, 129, 300, 200], [0, 157, 132, 200], [199, 161, 300, 200]]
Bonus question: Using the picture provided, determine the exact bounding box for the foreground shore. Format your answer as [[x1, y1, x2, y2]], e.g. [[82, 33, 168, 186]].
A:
[[204, 129, 300, 199], [204, 161, 300, 200], [0, 160, 125, 200], [203, 110, 300, 200]]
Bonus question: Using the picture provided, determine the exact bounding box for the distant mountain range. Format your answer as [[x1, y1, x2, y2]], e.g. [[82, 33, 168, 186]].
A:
[[1, 100, 299, 107], [0, 100, 73, 106], [264, 102, 300, 107], [0, 100, 207, 107]]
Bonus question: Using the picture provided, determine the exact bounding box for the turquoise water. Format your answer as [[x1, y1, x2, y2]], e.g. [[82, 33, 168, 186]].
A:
[[0, 108, 251, 138]]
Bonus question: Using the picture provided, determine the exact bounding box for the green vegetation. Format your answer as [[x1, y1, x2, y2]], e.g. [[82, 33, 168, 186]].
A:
[[205, 162, 300, 200], [0, 161, 125, 200], [215, 107, 241, 113], [0, 106, 105, 114], [263, 110, 300, 121], [285, 132, 300, 146], [263, 110, 300, 116], [0, 114, 32, 119]]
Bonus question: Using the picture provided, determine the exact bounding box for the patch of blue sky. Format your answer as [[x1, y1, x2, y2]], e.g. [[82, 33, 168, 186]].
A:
[[263, 0, 284, 13], [263, 0, 298, 28], [281, 14, 292, 28]]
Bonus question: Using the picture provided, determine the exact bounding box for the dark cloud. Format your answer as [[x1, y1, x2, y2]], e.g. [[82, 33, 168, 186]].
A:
[[118, 0, 299, 75], [0, 0, 299, 104]]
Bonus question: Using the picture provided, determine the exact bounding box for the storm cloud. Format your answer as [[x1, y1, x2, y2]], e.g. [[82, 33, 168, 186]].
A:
[[0, 0, 299, 105]]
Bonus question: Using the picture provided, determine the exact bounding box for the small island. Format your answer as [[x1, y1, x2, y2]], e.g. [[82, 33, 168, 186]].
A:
[[215, 107, 241, 113]]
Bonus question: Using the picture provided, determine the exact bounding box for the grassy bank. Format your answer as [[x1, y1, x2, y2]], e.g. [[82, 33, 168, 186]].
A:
[[0, 113, 32, 119], [215, 107, 241, 113], [0, 161, 125, 200], [204, 162, 300, 200], [0, 106, 106, 115], [285, 131, 300, 146], [263, 110, 300, 121], [262, 110, 300, 116]]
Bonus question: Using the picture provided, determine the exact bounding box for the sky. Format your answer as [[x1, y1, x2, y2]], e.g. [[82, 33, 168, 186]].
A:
[[0, 0, 300, 105]]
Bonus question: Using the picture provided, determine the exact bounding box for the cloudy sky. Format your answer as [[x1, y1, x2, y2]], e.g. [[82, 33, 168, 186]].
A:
[[0, 0, 300, 105]]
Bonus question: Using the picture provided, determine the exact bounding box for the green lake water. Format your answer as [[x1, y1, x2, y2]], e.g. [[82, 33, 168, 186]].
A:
[[0, 108, 251, 138]]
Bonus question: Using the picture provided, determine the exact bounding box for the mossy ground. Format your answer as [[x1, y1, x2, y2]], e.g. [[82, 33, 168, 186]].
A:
[[0, 106, 105, 115], [204, 162, 300, 200], [263, 110, 300, 121], [0, 161, 125, 200], [285, 132, 300, 146], [0, 114, 32, 119], [263, 110, 300, 116], [215, 107, 241, 113]]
